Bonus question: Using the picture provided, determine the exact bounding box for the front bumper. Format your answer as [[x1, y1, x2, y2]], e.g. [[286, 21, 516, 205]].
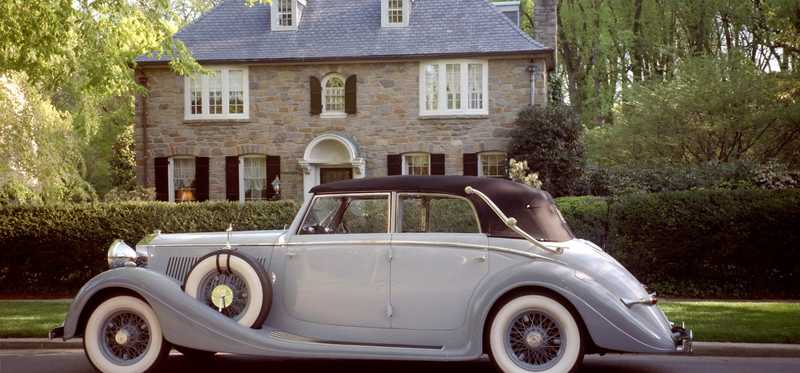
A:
[[672, 323, 693, 353]]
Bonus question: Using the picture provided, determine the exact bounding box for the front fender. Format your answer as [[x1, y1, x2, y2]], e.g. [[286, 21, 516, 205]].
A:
[[469, 255, 676, 354]]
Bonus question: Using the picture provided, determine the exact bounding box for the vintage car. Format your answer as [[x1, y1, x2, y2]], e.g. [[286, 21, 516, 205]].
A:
[[51, 176, 691, 373]]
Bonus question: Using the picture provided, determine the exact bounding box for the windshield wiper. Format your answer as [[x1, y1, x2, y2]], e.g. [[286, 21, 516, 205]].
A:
[[465, 186, 564, 255]]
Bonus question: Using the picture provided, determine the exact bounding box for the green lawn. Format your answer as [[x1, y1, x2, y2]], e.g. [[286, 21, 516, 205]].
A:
[[0, 300, 70, 339], [660, 300, 800, 344], [1, 299, 799, 343]]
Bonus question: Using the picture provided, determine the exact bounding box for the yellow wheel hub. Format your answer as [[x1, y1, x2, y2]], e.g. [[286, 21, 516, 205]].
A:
[[211, 284, 234, 310]]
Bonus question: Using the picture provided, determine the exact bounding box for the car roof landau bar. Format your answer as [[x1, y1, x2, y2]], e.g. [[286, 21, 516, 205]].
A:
[[465, 186, 565, 255]]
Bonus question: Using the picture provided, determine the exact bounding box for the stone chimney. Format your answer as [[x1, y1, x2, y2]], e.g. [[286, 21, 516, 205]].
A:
[[533, 0, 558, 51]]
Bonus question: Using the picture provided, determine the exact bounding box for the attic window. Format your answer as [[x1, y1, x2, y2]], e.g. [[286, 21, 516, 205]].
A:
[[277, 0, 293, 27], [382, 0, 409, 27], [272, 0, 301, 31]]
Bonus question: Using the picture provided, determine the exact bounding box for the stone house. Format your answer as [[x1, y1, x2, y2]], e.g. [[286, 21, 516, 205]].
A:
[[134, 0, 556, 202]]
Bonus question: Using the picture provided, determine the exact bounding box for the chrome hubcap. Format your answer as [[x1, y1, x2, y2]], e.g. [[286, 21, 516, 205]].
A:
[[505, 310, 565, 371], [100, 311, 150, 365], [200, 271, 249, 320]]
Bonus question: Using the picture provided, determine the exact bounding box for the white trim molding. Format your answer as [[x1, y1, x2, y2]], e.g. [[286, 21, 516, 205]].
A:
[[184, 66, 249, 121], [419, 59, 489, 117], [300, 133, 366, 200]]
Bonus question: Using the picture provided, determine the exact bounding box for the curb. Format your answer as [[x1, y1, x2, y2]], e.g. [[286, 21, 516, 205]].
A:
[[0, 338, 82, 350], [2, 339, 800, 359], [690, 342, 800, 359]]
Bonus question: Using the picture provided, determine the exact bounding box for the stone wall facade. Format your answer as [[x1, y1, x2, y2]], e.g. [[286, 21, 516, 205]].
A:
[[135, 57, 549, 201]]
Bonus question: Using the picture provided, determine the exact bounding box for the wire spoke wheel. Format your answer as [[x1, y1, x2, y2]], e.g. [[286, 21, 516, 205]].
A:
[[505, 309, 565, 370], [99, 311, 151, 366]]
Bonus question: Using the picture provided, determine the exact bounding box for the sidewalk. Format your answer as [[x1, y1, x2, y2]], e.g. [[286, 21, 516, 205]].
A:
[[2, 339, 800, 359]]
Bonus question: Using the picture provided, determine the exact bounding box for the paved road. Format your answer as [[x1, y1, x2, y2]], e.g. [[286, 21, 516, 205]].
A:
[[1, 350, 800, 373]]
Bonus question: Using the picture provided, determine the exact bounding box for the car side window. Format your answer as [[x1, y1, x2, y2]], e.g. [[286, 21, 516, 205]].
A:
[[399, 195, 480, 233], [300, 195, 389, 235]]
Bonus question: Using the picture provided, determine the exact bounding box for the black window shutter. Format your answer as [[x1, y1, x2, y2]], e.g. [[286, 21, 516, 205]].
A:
[[154, 157, 169, 201], [225, 156, 239, 201], [463, 153, 478, 176], [310, 76, 322, 115], [431, 154, 446, 175], [195, 157, 210, 202], [387, 154, 402, 176], [266, 156, 281, 199], [345, 75, 357, 114]]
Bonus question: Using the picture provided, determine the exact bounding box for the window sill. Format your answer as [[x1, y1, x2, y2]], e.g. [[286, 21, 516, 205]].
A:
[[320, 112, 348, 119], [183, 118, 251, 125], [418, 114, 490, 120]]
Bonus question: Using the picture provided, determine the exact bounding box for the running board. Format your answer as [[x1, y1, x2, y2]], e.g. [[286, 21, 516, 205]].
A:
[[270, 330, 443, 351]]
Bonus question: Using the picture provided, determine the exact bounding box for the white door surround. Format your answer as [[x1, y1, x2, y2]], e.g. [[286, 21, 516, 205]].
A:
[[299, 133, 365, 199]]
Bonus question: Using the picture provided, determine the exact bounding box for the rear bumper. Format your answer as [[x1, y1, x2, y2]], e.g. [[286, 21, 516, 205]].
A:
[[672, 323, 693, 353]]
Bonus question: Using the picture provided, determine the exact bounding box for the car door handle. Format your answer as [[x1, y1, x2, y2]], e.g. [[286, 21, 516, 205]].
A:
[[472, 255, 487, 263]]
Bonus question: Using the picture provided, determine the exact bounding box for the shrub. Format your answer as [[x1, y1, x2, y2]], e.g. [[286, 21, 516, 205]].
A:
[[555, 196, 608, 249], [0, 201, 299, 296], [509, 104, 585, 197]]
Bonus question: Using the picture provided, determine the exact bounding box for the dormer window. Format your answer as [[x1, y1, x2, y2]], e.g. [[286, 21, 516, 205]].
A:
[[382, 0, 409, 28], [271, 0, 304, 31]]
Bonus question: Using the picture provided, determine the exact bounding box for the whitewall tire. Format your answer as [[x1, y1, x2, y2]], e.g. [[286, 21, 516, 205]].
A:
[[489, 295, 583, 373], [184, 251, 271, 328], [83, 296, 170, 373]]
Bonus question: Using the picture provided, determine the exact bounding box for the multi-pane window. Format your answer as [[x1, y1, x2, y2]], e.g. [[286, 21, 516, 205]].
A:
[[468, 64, 484, 110], [277, 0, 293, 27], [446, 64, 461, 110], [172, 157, 196, 203], [388, 0, 404, 24], [190, 77, 202, 115], [323, 75, 345, 114], [480, 152, 507, 178], [242, 156, 267, 201], [184, 67, 248, 120], [403, 153, 430, 176], [208, 71, 223, 114], [424, 64, 439, 111], [228, 70, 244, 114], [399, 195, 480, 233], [420, 60, 488, 116]]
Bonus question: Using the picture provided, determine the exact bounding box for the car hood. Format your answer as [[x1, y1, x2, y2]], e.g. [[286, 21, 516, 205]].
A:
[[138, 229, 287, 248]]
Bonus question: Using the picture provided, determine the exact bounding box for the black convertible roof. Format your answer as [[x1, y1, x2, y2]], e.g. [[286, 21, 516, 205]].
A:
[[310, 176, 565, 239]]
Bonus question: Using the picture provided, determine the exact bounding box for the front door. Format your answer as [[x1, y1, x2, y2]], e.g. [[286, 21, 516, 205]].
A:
[[390, 194, 489, 330], [283, 193, 391, 328], [320, 168, 353, 184]]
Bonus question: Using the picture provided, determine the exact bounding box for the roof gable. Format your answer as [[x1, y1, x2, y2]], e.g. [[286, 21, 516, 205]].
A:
[[138, 0, 549, 64]]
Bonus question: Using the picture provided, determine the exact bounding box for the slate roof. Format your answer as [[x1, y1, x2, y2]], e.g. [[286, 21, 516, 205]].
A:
[[137, 0, 550, 64]]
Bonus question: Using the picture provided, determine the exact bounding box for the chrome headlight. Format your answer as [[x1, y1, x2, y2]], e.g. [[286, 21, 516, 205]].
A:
[[107, 240, 138, 269]]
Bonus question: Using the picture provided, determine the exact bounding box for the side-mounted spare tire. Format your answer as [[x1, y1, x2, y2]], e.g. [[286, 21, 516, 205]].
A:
[[184, 250, 272, 328]]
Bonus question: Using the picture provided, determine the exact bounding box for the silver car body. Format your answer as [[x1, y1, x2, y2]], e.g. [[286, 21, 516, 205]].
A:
[[57, 178, 688, 361]]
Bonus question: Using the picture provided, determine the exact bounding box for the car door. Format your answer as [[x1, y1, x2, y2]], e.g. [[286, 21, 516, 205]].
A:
[[390, 193, 489, 330], [283, 193, 391, 328]]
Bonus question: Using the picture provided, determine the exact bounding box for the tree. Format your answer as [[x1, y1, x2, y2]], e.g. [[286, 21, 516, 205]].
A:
[[509, 105, 585, 196], [590, 55, 800, 167]]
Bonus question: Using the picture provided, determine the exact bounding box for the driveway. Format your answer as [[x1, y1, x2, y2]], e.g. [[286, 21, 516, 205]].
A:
[[2, 350, 800, 373]]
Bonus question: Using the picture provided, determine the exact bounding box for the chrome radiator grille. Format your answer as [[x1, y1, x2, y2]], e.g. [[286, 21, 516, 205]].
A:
[[164, 256, 270, 283]]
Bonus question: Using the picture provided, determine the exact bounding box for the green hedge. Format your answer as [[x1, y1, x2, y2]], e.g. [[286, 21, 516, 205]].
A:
[[0, 201, 299, 296], [2, 190, 799, 298], [556, 189, 800, 299]]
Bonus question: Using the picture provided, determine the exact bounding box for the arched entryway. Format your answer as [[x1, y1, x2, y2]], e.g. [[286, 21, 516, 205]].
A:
[[299, 133, 365, 199]]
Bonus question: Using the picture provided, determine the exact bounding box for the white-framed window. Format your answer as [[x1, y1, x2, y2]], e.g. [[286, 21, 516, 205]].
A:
[[168, 157, 196, 203], [321, 74, 346, 117], [382, 0, 410, 27], [239, 155, 268, 202], [402, 153, 431, 176], [271, 0, 301, 31], [419, 60, 489, 116], [479, 152, 507, 178], [184, 67, 249, 121]]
